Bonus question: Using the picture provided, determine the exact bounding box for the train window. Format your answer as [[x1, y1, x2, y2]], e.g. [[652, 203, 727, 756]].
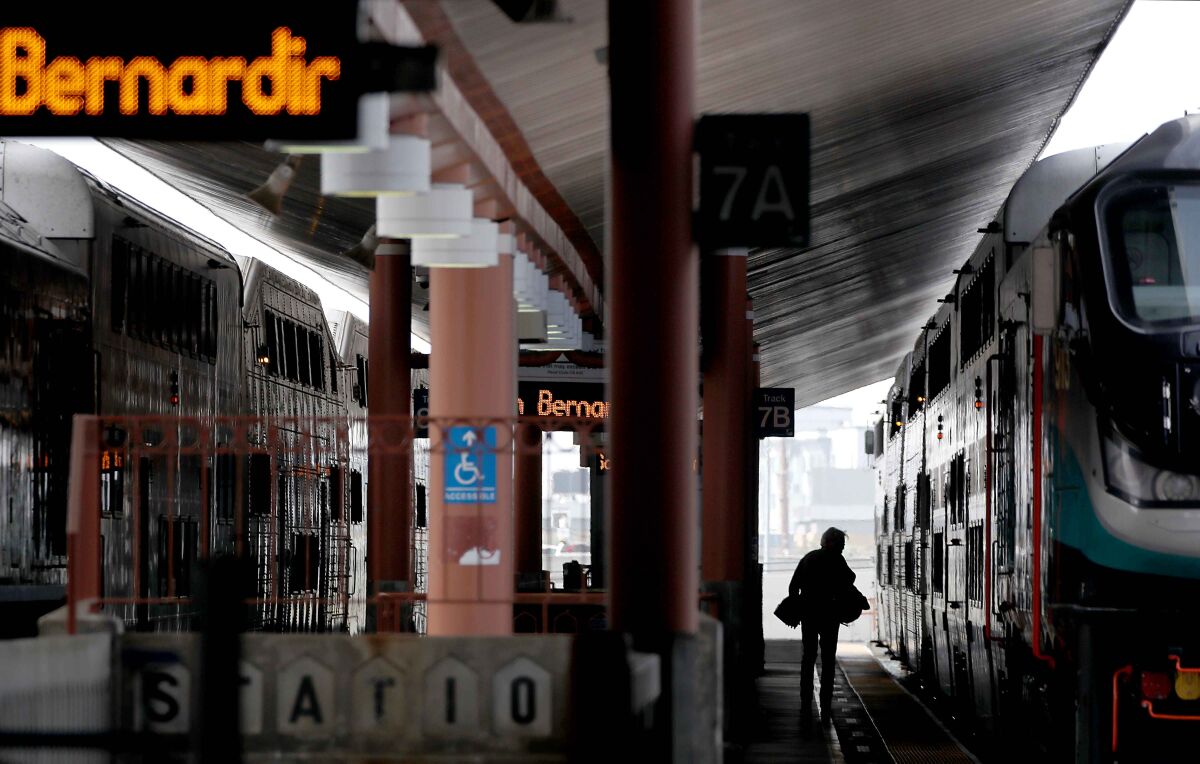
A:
[[247, 453, 271, 516], [213, 454, 236, 522], [330, 467, 344, 521], [111, 239, 130, 332], [876, 545, 882, 582], [959, 256, 995, 367], [206, 284, 218, 359], [903, 540, 914, 591], [916, 472, 931, 529], [894, 484, 906, 530], [416, 483, 427, 528], [932, 532, 944, 594], [157, 516, 198, 597], [906, 356, 926, 414], [888, 394, 903, 438], [297, 323, 312, 387], [288, 534, 320, 593], [947, 451, 967, 525], [350, 469, 364, 523], [886, 545, 894, 586], [276, 472, 287, 518], [967, 524, 984, 603], [355, 354, 369, 408], [329, 353, 339, 394], [309, 332, 324, 391], [881, 496, 889, 533], [928, 325, 951, 400], [265, 311, 280, 376], [284, 320, 300, 383]]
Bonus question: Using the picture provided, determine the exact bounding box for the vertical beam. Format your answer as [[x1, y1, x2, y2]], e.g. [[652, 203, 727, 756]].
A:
[[608, 0, 698, 642], [66, 416, 101, 634], [368, 241, 413, 623], [514, 422, 544, 588], [701, 252, 749, 583], [427, 256, 515, 635]]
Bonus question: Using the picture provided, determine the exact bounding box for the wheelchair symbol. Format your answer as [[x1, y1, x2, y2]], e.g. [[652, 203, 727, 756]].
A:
[[454, 453, 484, 486]]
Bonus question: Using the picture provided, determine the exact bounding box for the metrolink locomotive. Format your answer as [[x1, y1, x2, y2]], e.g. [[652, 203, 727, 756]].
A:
[[873, 116, 1200, 761], [0, 140, 422, 636]]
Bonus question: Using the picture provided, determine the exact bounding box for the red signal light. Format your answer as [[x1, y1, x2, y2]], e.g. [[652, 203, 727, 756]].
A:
[[170, 394, 180, 406], [1140, 670, 1171, 700]]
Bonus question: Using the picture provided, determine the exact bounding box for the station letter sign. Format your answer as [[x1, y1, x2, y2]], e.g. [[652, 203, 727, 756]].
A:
[[755, 387, 795, 438]]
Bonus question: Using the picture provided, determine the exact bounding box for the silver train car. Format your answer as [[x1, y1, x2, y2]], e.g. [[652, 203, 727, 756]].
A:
[[0, 140, 376, 636], [873, 116, 1200, 761]]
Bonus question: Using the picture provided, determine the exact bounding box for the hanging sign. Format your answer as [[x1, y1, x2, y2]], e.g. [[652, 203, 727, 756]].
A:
[[695, 113, 810, 249], [755, 387, 795, 438], [0, 3, 433, 139]]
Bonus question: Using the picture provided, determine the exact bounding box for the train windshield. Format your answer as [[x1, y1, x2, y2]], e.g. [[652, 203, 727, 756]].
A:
[[1103, 182, 1200, 328]]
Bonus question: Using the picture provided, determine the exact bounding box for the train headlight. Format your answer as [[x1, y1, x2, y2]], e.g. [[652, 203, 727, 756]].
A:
[[1103, 428, 1200, 506], [1154, 471, 1200, 502]]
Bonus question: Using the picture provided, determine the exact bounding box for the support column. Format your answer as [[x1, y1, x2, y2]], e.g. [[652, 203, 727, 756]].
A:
[[514, 422, 544, 590], [368, 240, 413, 628], [701, 252, 749, 584], [608, 0, 698, 643], [608, 2, 700, 758], [427, 256, 515, 635]]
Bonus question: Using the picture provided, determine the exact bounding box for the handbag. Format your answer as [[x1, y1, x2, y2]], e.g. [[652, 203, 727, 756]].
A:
[[836, 585, 870, 625], [773, 594, 804, 629]]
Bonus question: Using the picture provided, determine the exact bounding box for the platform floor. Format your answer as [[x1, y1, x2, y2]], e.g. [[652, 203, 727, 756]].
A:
[[743, 641, 977, 763]]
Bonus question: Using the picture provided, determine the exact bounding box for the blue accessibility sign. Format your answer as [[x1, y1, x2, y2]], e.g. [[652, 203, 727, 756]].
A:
[[444, 426, 497, 504]]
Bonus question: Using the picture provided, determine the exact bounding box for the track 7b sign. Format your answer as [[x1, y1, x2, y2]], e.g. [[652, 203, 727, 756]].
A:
[[755, 388, 794, 438]]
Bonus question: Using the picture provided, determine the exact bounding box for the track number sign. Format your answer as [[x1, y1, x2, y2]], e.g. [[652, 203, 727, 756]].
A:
[[695, 113, 810, 249], [755, 388, 795, 438]]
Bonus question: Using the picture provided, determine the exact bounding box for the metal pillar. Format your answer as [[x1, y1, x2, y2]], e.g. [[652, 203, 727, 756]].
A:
[[368, 241, 413, 626], [608, 0, 699, 757], [427, 256, 516, 635], [701, 252, 749, 583]]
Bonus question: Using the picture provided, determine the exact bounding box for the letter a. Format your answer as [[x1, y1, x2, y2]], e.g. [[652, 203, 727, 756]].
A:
[[290, 676, 323, 724], [751, 165, 795, 221]]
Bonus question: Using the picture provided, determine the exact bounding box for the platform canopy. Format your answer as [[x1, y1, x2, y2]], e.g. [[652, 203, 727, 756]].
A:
[[102, 0, 1129, 407]]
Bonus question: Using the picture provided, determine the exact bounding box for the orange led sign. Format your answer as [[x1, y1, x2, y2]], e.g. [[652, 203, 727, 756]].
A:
[[0, 27, 339, 118], [0, 5, 372, 140], [517, 381, 609, 420]]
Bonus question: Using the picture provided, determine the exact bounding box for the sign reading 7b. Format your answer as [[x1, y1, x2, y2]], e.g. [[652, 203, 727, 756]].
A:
[[755, 388, 795, 438], [695, 113, 809, 249]]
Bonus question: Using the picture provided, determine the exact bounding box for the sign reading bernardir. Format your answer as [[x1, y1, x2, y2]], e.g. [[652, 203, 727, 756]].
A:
[[695, 113, 810, 249], [0, 3, 372, 139]]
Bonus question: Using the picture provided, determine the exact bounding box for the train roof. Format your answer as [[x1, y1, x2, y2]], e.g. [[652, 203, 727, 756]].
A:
[[0, 199, 87, 278]]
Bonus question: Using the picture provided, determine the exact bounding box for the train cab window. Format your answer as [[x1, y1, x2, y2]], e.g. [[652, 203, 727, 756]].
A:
[[350, 469, 364, 523], [932, 532, 944, 594], [888, 394, 903, 437], [928, 325, 951, 400]]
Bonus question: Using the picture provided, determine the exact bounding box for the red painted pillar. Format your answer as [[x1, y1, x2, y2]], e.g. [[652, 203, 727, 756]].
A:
[[608, 0, 698, 642], [368, 240, 413, 621], [701, 252, 750, 584], [427, 255, 515, 635]]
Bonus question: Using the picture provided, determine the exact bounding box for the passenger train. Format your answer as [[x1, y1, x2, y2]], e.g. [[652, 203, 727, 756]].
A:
[[0, 140, 423, 637], [872, 115, 1200, 761]]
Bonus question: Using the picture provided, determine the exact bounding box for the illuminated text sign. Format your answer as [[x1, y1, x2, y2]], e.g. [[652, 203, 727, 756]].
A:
[[0, 5, 363, 139], [517, 381, 608, 419]]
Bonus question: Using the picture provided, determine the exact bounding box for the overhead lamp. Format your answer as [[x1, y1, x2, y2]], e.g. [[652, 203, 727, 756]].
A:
[[377, 183, 473, 238], [265, 92, 390, 154], [340, 224, 379, 270], [412, 218, 499, 268], [247, 155, 302, 215], [321, 133, 431, 197], [514, 250, 548, 312]]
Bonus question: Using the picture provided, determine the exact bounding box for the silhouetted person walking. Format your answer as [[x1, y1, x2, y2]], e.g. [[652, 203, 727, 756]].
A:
[[789, 527, 855, 729]]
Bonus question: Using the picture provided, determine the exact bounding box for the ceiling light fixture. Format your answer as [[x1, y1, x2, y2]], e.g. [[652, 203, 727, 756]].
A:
[[377, 183, 473, 239], [412, 218, 499, 268], [320, 133, 431, 197]]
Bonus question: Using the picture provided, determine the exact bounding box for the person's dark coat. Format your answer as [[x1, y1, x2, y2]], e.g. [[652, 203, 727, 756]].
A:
[[788, 547, 855, 622]]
